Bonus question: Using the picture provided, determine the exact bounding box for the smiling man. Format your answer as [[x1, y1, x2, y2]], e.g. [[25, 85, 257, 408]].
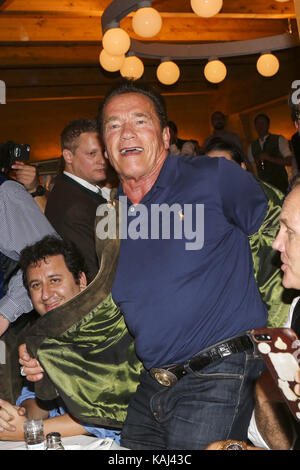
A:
[[23, 240, 87, 316], [102, 90, 170, 204], [0, 235, 121, 443], [92, 79, 271, 450]]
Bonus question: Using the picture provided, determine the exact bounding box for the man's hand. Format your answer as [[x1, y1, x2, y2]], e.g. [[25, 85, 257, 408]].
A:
[[0, 314, 9, 337], [18, 344, 44, 382], [11, 161, 39, 192], [205, 440, 262, 450], [259, 152, 272, 162], [0, 399, 26, 437]]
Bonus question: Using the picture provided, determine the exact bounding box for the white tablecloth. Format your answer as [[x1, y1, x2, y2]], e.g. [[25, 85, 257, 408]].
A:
[[0, 435, 127, 450]]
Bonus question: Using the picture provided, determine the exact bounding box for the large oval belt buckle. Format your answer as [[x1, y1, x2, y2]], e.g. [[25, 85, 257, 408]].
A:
[[150, 368, 178, 387]]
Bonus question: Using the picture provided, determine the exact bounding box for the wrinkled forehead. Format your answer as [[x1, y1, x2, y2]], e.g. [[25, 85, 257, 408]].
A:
[[104, 92, 156, 117], [281, 186, 300, 224], [27, 254, 67, 275]]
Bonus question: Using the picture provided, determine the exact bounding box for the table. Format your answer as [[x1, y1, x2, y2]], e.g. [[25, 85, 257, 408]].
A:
[[0, 435, 127, 450]]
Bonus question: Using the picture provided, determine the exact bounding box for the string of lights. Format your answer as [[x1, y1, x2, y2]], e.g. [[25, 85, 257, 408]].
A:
[[99, 0, 299, 85]]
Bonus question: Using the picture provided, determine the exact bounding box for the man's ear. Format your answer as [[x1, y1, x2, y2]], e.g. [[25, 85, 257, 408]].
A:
[[162, 126, 170, 150], [79, 272, 87, 291], [295, 120, 299, 132], [62, 148, 73, 166]]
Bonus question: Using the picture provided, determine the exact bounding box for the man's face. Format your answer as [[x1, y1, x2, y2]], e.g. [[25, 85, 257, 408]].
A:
[[27, 254, 87, 316], [255, 116, 269, 137], [211, 112, 226, 130], [102, 92, 169, 182], [64, 132, 107, 185], [272, 186, 300, 289]]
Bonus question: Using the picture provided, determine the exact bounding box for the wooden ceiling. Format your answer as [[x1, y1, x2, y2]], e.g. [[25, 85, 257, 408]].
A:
[[0, 0, 299, 67], [0, 1, 300, 161]]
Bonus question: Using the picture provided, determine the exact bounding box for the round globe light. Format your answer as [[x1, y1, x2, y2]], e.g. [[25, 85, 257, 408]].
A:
[[191, 0, 223, 18], [120, 56, 144, 80], [204, 59, 227, 83], [99, 49, 125, 72], [156, 61, 180, 85], [256, 53, 279, 77], [102, 28, 130, 56], [132, 7, 162, 38]]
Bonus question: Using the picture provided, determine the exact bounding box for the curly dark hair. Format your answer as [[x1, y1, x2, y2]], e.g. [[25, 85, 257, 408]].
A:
[[19, 235, 86, 292]]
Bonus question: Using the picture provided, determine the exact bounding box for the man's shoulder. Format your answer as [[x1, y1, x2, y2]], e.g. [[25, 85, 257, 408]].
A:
[[49, 174, 91, 198], [0, 179, 33, 203], [268, 133, 281, 140], [0, 179, 26, 193], [173, 154, 220, 186], [176, 154, 216, 169], [46, 174, 99, 216]]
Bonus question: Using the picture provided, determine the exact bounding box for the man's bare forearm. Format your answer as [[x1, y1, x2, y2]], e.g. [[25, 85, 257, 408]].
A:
[[254, 401, 295, 450]]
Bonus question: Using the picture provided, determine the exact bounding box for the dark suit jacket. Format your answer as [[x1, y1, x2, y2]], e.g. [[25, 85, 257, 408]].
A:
[[45, 174, 106, 283]]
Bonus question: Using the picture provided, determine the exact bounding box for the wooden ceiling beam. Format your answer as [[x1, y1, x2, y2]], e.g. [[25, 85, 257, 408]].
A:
[[152, 0, 295, 15], [1, 0, 295, 16], [0, 44, 101, 66], [0, 0, 110, 13], [0, 0, 296, 19], [0, 15, 291, 42]]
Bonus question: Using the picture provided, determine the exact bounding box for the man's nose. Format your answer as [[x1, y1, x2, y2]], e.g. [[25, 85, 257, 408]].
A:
[[120, 122, 135, 139], [96, 152, 106, 165], [41, 284, 51, 300], [272, 230, 284, 252]]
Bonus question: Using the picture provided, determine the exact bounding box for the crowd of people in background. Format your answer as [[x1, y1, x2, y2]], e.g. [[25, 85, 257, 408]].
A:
[[169, 109, 298, 194], [1, 79, 300, 451]]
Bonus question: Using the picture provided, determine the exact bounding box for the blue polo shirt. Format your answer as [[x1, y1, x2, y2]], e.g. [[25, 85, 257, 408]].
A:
[[111, 155, 268, 369]]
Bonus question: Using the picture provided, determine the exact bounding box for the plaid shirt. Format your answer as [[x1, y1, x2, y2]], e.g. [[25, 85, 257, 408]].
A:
[[0, 179, 56, 322]]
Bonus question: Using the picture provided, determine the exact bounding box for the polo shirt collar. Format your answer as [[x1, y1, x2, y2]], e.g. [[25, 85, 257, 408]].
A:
[[116, 153, 176, 202]]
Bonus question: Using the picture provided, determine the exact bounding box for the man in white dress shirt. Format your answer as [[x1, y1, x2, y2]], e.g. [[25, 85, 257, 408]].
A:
[[248, 102, 300, 451], [248, 113, 293, 193], [44, 118, 110, 283]]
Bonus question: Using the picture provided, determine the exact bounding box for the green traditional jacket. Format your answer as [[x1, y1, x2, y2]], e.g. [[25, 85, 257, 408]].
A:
[[23, 183, 290, 427], [249, 180, 291, 327], [24, 196, 143, 427]]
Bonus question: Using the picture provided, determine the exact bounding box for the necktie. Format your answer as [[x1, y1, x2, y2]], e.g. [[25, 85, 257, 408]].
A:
[[95, 188, 105, 202]]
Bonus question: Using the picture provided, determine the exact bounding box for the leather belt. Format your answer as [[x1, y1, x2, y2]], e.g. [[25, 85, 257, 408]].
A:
[[149, 333, 253, 387]]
